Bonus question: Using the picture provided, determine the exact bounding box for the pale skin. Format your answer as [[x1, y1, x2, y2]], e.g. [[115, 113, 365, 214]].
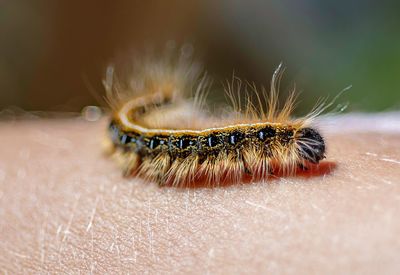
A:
[[0, 113, 399, 274]]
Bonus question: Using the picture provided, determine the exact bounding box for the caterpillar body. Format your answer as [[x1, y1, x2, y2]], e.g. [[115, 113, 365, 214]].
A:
[[105, 53, 326, 187]]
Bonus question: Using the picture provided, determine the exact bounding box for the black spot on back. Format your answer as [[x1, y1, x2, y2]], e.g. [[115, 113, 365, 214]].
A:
[[120, 134, 132, 145], [207, 135, 219, 147], [178, 136, 195, 149], [146, 136, 169, 150], [229, 131, 244, 145], [258, 126, 276, 141], [148, 138, 160, 150]]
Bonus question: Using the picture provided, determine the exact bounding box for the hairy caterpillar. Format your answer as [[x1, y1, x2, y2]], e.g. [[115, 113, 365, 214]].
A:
[[105, 52, 327, 187]]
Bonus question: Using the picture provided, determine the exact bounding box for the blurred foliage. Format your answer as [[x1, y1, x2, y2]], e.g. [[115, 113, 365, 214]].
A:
[[1, 0, 399, 113]]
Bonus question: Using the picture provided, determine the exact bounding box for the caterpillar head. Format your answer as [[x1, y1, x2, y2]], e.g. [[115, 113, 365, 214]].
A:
[[296, 127, 326, 164]]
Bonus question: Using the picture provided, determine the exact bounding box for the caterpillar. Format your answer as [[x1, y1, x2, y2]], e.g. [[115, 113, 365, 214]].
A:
[[104, 51, 326, 187]]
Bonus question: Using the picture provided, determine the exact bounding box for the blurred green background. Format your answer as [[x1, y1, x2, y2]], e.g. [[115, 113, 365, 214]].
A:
[[1, 0, 399, 114]]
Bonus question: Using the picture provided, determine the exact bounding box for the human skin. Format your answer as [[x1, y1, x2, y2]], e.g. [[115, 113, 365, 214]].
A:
[[0, 113, 399, 274]]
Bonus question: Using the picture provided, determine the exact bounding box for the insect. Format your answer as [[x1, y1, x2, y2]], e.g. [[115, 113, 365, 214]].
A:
[[104, 51, 327, 187]]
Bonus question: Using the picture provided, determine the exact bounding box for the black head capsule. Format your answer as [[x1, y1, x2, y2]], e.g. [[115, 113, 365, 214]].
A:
[[296, 127, 326, 163]]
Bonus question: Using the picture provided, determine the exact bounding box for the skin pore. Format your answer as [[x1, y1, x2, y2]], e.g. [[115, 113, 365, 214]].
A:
[[1, 113, 400, 274]]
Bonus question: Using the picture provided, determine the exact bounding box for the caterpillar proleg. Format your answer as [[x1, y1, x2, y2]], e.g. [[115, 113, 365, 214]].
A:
[[105, 52, 327, 187]]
